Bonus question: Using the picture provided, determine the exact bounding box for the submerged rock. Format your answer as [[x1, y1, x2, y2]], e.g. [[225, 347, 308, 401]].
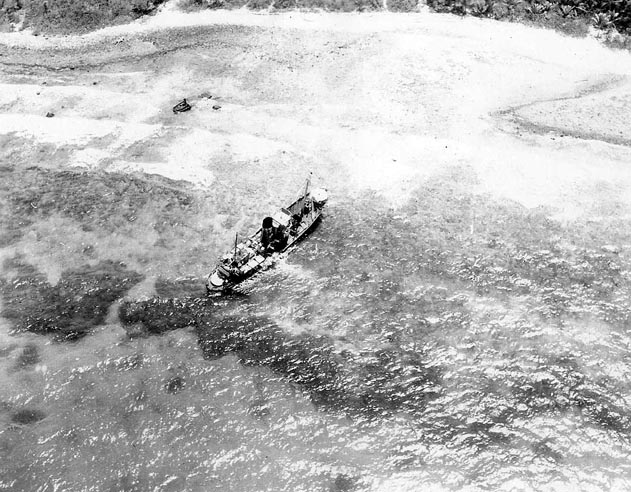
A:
[[15, 344, 40, 369], [332, 474, 358, 492], [164, 376, 185, 394], [11, 408, 46, 425]]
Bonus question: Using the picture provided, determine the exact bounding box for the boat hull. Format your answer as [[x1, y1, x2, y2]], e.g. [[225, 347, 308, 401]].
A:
[[206, 210, 323, 293]]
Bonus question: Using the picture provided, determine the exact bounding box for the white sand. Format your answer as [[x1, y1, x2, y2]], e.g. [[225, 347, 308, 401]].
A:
[[1, 7, 631, 218]]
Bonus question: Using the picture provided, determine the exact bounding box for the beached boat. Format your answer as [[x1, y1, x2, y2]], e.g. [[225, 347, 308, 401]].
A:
[[206, 176, 328, 293]]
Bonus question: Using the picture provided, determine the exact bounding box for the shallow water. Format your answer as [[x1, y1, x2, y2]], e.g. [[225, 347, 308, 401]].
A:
[[2, 166, 631, 491]]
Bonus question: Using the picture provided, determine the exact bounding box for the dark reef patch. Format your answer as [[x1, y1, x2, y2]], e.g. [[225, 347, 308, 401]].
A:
[[11, 408, 46, 425], [469, 352, 631, 435], [164, 376, 185, 395], [118, 293, 441, 417], [119, 297, 208, 335], [0, 257, 143, 340], [197, 314, 441, 416], [0, 166, 194, 232], [331, 474, 359, 492], [0, 164, 220, 275], [118, 290, 249, 336]]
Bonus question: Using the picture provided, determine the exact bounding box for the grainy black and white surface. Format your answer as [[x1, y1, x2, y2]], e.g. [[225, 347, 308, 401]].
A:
[[1, 7, 631, 492]]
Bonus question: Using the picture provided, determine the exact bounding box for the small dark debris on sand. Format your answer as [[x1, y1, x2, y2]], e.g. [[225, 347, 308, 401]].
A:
[[173, 98, 191, 114]]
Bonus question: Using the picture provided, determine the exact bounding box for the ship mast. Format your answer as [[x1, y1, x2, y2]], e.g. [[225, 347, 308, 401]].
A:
[[304, 173, 311, 199], [304, 172, 312, 214]]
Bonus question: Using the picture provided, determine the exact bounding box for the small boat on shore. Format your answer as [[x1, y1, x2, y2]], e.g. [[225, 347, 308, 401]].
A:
[[206, 176, 328, 293]]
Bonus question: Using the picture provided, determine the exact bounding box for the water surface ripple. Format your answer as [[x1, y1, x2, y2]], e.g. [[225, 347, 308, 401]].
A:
[[2, 175, 631, 491]]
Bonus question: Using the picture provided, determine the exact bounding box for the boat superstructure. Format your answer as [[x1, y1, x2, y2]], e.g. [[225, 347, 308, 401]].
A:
[[206, 176, 327, 293]]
